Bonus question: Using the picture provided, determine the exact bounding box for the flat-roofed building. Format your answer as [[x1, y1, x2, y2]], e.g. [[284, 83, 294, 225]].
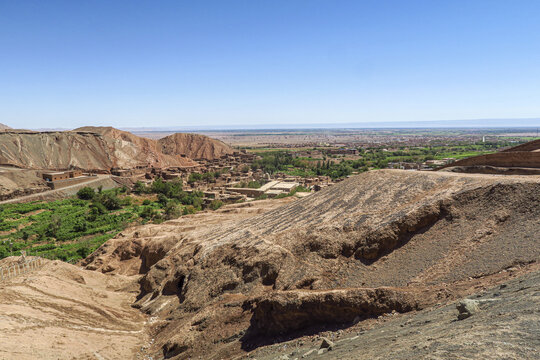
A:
[[271, 182, 299, 192], [42, 171, 70, 182], [42, 170, 83, 181]]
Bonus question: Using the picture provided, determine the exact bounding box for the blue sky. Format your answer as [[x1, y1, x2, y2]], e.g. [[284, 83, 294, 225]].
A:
[[1, 0, 540, 129]]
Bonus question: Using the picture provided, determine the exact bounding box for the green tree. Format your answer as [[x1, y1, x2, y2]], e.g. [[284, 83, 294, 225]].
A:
[[101, 193, 122, 210], [133, 181, 147, 194], [151, 177, 166, 194], [188, 172, 202, 184], [77, 187, 95, 200]]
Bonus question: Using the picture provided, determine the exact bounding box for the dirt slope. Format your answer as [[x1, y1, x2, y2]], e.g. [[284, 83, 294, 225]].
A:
[[0, 258, 147, 360], [81, 170, 540, 359], [0, 123, 11, 130], [439, 138, 540, 171], [158, 132, 235, 160], [0, 169, 49, 200], [502, 138, 540, 152]]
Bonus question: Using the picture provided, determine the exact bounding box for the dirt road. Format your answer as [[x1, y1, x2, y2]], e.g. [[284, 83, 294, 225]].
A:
[[0, 175, 117, 204]]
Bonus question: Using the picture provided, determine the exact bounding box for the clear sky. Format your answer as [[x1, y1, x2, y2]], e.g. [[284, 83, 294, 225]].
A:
[[1, 0, 540, 129]]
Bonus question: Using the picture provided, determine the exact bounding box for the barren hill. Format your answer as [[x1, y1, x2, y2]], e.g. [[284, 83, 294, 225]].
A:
[[0, 123, 11, 130], [0, 128, 197, 171], [0, 131, 113, 170], [74, 126, 198, 169], [80, 170, 540, 359], [158, 132, 234, 160]]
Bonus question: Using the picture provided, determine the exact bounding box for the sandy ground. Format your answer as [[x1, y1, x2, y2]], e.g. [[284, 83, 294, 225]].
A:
[[0, 259, 146, 360]]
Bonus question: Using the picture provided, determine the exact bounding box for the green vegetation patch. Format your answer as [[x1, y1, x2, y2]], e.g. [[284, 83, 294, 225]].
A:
[[0, 178, 218, 263]]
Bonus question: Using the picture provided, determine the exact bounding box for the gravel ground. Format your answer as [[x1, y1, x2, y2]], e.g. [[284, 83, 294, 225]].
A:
[[244, 268, 540, 360]]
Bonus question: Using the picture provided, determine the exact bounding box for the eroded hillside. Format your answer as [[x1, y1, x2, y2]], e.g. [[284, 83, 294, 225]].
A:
[[80, 170, 540, 359], [74, 126, 198, 169], [158, 132, 234, 160], [0, 127, 209, 171]]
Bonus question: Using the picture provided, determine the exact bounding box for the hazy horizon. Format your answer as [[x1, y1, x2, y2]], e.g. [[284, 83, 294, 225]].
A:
[[9, 117, 538, 132]]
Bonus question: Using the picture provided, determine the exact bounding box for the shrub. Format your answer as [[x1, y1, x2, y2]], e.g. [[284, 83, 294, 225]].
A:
[[188, 172, 202, 184], [209, 200, 223, 211], [89, 201, 107, 216], [77, 187, 95, 200], [121, 196, 132, 206], [100, 193, 122, 210], [140, 206, 156, 219], [201, 172, 215, 182], [157, 193, 168, 207], [182, 205, 196, 215], [142, 199, 151, 206], [76, 246, 92, 259], [153, 214, 164, 224], [73, 219, 88, 232], [164, 203, 181, 219]]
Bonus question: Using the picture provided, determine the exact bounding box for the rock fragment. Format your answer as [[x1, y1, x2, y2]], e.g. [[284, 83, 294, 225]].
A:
[[319, 337, 335, 350], [456, 299, 479, 320]]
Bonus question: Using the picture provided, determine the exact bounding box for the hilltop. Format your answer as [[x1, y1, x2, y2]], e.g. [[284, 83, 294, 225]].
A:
[[0, 123, 11, 130]]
